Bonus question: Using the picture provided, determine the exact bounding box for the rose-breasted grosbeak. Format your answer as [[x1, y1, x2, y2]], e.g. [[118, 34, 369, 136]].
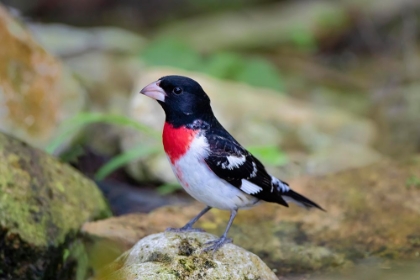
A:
[[140, 75, 324, 251]]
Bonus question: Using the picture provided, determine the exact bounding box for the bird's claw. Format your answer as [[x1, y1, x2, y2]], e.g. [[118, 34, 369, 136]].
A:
[[166, 226, 205, 233], [203, 236, 232, 252]]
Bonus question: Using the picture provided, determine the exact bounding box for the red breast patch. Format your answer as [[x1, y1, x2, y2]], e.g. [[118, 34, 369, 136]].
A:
[[163, 122, 198, 164]]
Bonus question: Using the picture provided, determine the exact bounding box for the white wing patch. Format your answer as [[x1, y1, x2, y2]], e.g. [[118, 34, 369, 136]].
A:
[[250, 162, 258, 178], [240, 179, 263, 195], [271, 176, 290, 193], [221, 155, 246, 170]]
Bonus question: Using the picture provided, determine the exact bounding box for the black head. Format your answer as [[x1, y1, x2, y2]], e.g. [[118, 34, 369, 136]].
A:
[[140, 75, 213, 125]]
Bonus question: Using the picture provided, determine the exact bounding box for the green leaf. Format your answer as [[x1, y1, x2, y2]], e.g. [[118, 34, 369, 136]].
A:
[[62, 249, 70, 262], [64, 113, 158, 136], [234, 57, 284, 91], [95, 145, 161, 181], [58, 145, 85, 163], [46, 113, 159, 154], [288, 25, 317, 52], [140, 39, 286, 92], [141, 37, 202, 70], [201, 52, 244, 79], [405, 175, 420, 189], [247, 145, 288, 166], [156, 182, 182, 195]]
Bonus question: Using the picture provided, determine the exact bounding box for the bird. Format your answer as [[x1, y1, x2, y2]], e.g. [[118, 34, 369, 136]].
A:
[[140, 75, 324, 252]]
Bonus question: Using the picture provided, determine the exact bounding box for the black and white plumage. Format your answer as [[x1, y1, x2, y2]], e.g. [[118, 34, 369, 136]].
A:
[[140, 75, 324, 251], [206, 131, 300, 207]]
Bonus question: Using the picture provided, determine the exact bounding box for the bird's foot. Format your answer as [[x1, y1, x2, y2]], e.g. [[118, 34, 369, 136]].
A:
[[166, 226, 205, 233], [203, 236, 232, 252]]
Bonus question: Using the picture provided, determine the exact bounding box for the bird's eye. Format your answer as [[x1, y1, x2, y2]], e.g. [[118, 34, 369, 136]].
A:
[[173, 87, 183, 95]]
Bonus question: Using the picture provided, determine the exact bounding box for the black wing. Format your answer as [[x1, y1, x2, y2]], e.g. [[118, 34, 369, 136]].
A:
[[204, 132, 290, 207]]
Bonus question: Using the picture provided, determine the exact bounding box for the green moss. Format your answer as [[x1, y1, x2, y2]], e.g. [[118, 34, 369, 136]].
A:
[[178, 258, 196, 272], [167, 269, 181, 279], [178, 238, 195, 256], [0, 133, 112, 279], [147, 252, 172, 264], [139, 237, 221, 278], [0, 133, 111, 247], [405, 175, 420, 189]]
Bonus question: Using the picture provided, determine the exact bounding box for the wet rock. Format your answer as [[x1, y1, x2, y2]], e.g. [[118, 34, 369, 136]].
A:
[[83, 156, 420, 277], [122, 68, 379, 182], [0, 132, 111, 280], [0, 5, 86, 151], [94, 232, 278, 280]]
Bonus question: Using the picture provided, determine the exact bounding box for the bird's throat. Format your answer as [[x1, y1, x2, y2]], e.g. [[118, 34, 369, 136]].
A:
[[163, 122, 198, 164]]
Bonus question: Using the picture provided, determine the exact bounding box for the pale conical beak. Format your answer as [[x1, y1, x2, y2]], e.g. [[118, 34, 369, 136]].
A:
[[140, 80, 166, 102]]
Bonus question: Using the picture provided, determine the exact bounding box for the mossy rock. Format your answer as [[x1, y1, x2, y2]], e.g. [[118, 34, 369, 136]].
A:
[[95, 232, 278, 280], [0, 132, 111, 280]]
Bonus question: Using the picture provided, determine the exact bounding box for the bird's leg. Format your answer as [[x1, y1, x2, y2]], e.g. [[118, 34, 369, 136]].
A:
[[203, 209, 237, 252], [166, 206, 212, 233]]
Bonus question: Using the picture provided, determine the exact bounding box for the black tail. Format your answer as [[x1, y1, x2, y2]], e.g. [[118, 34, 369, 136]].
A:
[[282, 189, 325, 211]]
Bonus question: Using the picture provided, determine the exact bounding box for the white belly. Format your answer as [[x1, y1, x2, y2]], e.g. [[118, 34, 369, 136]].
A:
[[170, 135, 259, 210]]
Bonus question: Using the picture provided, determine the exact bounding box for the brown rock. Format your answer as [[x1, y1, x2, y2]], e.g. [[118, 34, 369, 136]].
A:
[[0, 5, 85, 150], [83, 156, 420, 277]]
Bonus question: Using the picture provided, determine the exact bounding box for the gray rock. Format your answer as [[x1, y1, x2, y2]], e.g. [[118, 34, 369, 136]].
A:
[[30, 23, 147, 57], [95, 232, 278, 280]]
